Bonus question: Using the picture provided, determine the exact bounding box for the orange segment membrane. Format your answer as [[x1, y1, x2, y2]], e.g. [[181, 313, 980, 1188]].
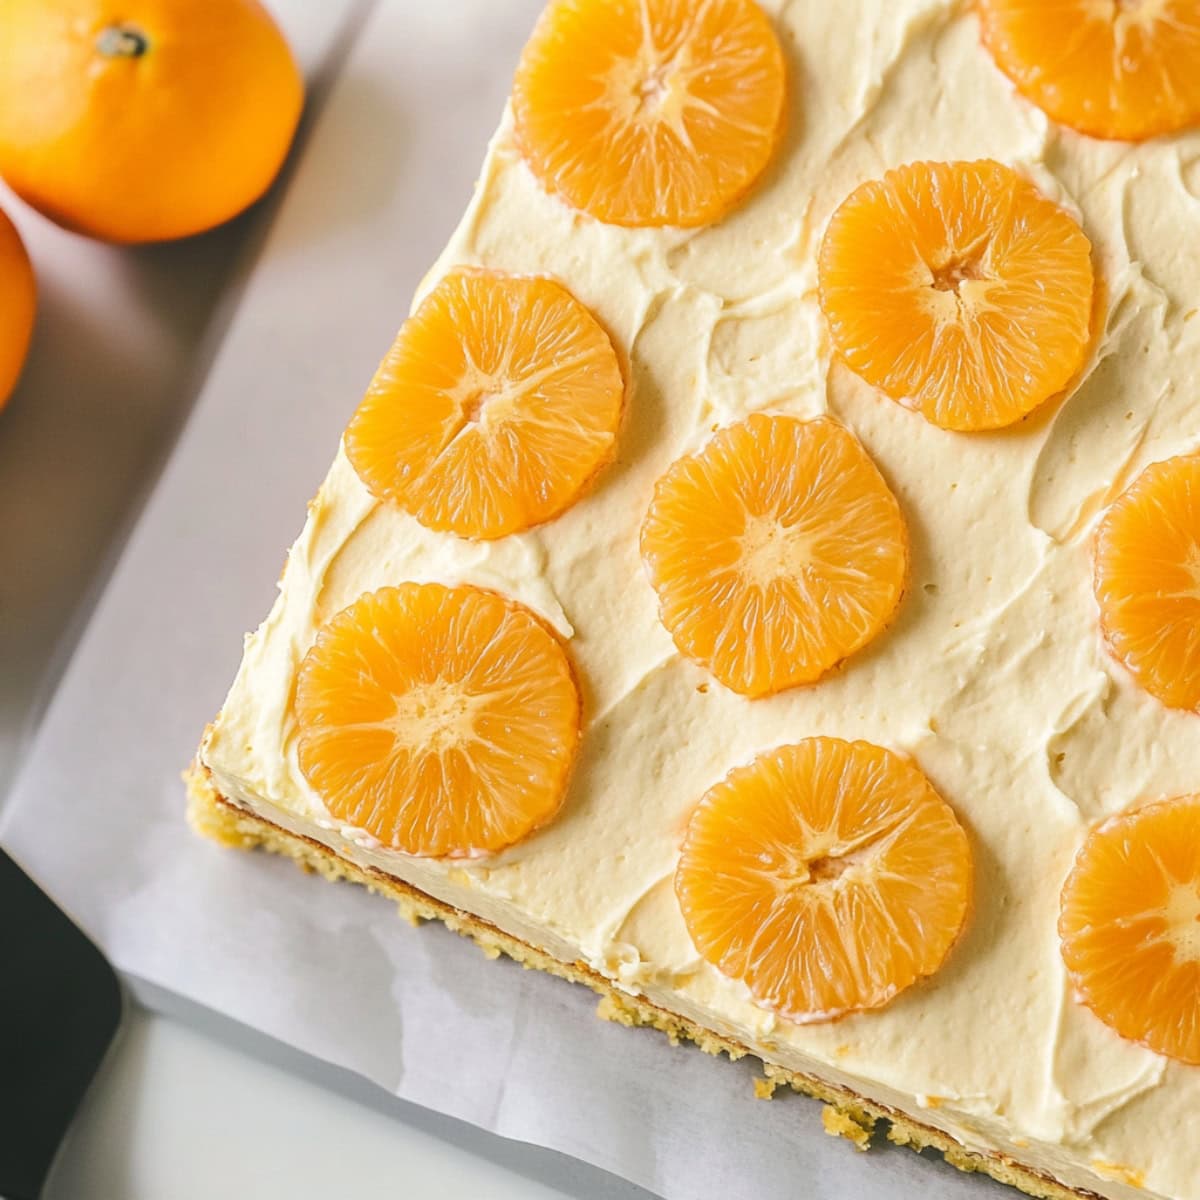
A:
[[640, 414, 908, 697], [295, 583, 580, 858], [978, 0, 1200, 142], [818, 159, 1094, 432], [345, 271, 624, 541], [676, 738, 973, 1023], [1060, 796, 1200, 1065], [1094, 453, 1200, 710], [512, 0, 786, 228]]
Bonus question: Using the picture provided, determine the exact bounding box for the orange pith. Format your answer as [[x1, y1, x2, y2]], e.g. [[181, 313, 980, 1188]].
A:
[[295, 583, 580, 858], [676, 738, 973, 1023], [640, 414, 908, 698], [1059, 796, 1200, 1065], [818, 159, 1095, 432], [978, 0, 1200, 142], [511, 0, 786, 228], [1094, 453, 1200, 710], [345, 271, 624, 541]]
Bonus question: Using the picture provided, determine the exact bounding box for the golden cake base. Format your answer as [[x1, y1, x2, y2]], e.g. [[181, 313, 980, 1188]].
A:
[[185, 764, 1103, 1200]]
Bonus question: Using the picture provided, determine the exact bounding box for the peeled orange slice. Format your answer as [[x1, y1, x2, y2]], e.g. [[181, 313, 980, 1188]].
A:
[[345, 271, 624, 540], [295, 583, 580, 858], [511, 0, 786, 228], [1094, 454, 1200, 711], [676, 738, 973, 1023], [640, 414, 907, 698], [818, 159, 1094, 432], [1060, 796, 1200, 1064], [978, 0, 1200, 142]]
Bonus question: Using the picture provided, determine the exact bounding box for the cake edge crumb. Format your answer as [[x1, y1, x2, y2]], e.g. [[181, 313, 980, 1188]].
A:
[[822, 1103, 873, 1151], [184, 760, 1108, 1200]]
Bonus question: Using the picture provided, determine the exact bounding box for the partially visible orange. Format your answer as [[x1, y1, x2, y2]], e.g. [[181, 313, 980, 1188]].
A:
[[1094, 453, 1200, 711], [512, 0, 786, 228], [1060, 796, 1200, 1064], [0, 0, 303, 243], [0, 207, 35, 411], [978, 0, 1200, 142]]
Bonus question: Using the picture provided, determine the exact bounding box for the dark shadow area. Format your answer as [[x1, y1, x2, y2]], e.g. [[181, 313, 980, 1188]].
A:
[[0, 851, 122, 1199]]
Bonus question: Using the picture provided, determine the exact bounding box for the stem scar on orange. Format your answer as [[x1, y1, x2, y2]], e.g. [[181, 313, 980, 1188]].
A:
[[0, 208, 35, 411], [0, 0, 303, 244], [295, 583, 581, 859], [676, 738, 973, 1023]]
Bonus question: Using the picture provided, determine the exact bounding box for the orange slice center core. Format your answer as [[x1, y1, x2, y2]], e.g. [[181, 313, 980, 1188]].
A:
[[739, 515, 814, 587], [390, 681, 475, 754], [805, 818, 902, 888], [761, 823, 899, 892], [1113, 0, 1162, 21], [931, 254, 987, 294], [807, 840, 881, 887], [460, 388, 490, 425], [633, 64, 672, 115], [1109, 6, 1166, 61], [1184, 547, 1200, 593], [451, 363, 512, 429], [1165, 886, 1200, 963], [610, 43, 692, 129]]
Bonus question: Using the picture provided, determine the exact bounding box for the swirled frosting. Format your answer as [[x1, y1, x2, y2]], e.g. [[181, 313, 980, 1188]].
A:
[[202, 4, 1200, 1195]]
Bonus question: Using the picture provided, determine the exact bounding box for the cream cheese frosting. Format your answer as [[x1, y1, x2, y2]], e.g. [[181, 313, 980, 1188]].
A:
[[200, 3, 1200, 1197]]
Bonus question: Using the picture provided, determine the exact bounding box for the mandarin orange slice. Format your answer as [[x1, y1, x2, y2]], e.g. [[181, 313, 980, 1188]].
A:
[[1060, 796, 1200, 1064], [295, 583, 580, 858], [345, 271, 624, 541], [818, 159, 1094, 432], [511, 0, 786, 228], [1094, 454, 1200, 711], [978, 0, 1200, 142], [640, 414, 907, 697], [676, 738, 973, 1023]]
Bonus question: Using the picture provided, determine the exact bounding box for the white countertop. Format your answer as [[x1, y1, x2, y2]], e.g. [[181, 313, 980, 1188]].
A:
[[44, 1008, 649, 1200]]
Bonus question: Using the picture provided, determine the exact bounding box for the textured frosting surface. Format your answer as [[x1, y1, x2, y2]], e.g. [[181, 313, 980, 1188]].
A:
[[202, 4, 1200, 1197]]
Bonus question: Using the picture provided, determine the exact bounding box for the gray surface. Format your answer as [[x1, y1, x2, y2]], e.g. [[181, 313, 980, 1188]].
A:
[[115, 981, 657, 1200], [45, 1005, 655, 1200]]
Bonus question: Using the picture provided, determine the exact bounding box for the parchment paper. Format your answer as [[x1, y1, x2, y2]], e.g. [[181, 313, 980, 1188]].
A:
[[1, 4, 1002, 1196]]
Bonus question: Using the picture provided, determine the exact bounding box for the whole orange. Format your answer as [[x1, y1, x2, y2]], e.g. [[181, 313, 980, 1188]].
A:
[[0, 0, 304, 243], [0, 208, 36, 411]]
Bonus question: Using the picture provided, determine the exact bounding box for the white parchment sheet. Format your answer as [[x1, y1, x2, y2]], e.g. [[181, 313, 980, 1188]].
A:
[[1, 4, 1001, 1196]]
